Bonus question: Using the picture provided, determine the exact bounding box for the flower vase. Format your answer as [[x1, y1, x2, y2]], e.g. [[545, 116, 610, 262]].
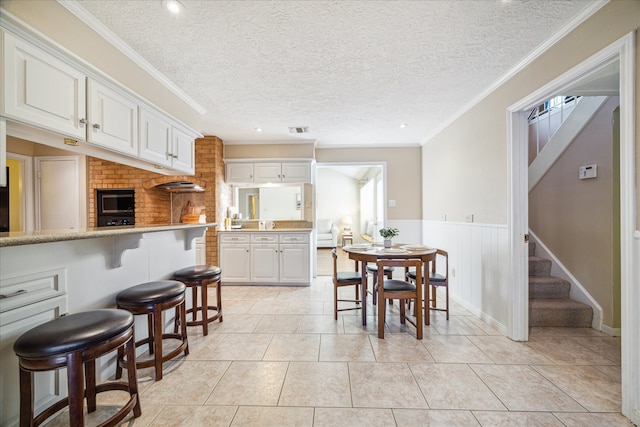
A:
[[384, 239, 392, 248]]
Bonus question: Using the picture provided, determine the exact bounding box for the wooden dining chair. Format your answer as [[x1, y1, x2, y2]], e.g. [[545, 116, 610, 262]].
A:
[[376, 258, 423, 339], [406, 249, 449, 323], [332, 248, 362, 320]]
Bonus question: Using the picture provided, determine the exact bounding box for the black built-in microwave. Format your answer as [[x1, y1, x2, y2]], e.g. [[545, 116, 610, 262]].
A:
[[96, 189, 135, 226]]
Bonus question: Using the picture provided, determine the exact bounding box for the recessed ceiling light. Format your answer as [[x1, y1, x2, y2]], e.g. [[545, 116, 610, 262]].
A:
[[400, 123, 408, 128], [255, 127, 263, 132], [162, 0, 184, 14]]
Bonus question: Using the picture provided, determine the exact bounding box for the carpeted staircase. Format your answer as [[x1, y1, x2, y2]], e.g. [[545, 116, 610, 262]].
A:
[[529, 242, 593, 327]]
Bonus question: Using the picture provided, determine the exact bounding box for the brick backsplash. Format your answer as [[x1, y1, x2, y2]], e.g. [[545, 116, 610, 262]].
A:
[[88, 136, 230, 265]]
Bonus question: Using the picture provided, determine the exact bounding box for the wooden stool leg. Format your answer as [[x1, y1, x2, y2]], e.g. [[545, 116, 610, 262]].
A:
[[180, 300, 190, 356], [372, 273, 377, 305], [147, 312, 155, 355], [115, 345, 124, 379], [18, 365, 33, 427], [153, 304, 164, 380], [201, 281, 209, 336], [216, 279, 223, 322], [124, 332, 142, 418], [85, 359, 97, 413], [191, 285, 199, 323], [66, 351, 85, 426]]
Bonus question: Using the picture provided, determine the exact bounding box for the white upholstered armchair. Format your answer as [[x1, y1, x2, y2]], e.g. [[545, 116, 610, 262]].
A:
[[316, 219, 339, 248]]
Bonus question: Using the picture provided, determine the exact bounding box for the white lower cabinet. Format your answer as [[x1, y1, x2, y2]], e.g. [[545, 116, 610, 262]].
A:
[[0, 296, 68, 427], [219, 231, 311, 284]]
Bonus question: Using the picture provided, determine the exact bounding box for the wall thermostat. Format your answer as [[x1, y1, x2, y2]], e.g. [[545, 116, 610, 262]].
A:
[[579, 164, 597, 180]]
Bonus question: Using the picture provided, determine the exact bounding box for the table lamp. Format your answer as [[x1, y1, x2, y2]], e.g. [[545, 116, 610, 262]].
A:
[[342, 216, 353, 233]]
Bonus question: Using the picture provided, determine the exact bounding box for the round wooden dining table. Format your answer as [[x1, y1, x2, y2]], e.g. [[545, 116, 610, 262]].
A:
[[341, 243, 436, 326]]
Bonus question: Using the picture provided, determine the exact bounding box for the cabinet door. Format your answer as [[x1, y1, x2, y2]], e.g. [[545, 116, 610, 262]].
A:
[[219, 243, 250, 282], [251, 244, 279, 282], [253, 163, 282, 183], [87, 80, 138, 156], [1, 296, 68, 427], [171, 125, 195, 174], [2, 31, 86, 140], [281, 162, 311, 183], [279, 244, 310, 283], [139, 107, 171, 167], [226, 163, 254, 183]]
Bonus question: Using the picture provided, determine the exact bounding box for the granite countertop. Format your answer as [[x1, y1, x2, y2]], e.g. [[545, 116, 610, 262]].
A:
[[0, 223, 218, 248]]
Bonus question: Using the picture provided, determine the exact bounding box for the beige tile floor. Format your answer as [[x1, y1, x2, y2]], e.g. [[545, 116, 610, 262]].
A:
[[46, 275, 633, 427]]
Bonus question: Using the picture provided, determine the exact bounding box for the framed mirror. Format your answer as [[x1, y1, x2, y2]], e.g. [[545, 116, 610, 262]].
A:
[[236, 185, 303, 220]]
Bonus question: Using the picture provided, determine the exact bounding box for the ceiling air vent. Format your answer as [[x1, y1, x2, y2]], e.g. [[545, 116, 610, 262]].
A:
[[288, 126, 310, 134]]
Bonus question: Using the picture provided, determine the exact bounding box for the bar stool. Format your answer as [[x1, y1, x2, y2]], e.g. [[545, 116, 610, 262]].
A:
[[115, 280, 189, 381], [13, 309, 141, 427], [173, 265, 222, 336]]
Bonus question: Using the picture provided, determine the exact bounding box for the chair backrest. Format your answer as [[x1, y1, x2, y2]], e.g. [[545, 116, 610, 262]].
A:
[[431, 249, 449, 280], [377, 258, 422, 285], [331, 248, 338, 281]]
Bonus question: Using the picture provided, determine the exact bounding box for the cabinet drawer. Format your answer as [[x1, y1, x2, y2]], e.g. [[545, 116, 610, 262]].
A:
[[251, 234, 278, 244], [0, 268, 67, 313], [279, 233, 309, 244], [219, 233, 250, 243]]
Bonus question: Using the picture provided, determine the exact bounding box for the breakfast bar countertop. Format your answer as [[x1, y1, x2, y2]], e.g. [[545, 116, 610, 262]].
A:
[[0, 223, 218, 248], [217, 228, 312, 233]]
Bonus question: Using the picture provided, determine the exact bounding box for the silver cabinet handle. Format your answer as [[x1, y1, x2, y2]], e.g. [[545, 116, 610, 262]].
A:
[[0, 289, 26, 299], [79, 118, 87, 124], [93, 123, 101, 129]]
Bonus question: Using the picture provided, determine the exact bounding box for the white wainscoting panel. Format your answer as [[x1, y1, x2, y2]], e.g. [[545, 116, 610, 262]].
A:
[[423, 220, 509, 335]]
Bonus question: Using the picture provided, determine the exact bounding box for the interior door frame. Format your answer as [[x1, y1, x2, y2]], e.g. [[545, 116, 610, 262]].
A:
[[6, 152, 34, 231], [507, 32, 637, 422]]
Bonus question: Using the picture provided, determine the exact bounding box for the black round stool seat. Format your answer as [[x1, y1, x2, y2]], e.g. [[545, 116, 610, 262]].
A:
[[15, 309, 133, 360], [365, 264, 394, 273], [13, 309, 141, 427], [173, 265, 223, 336], [173, 265, 221, 281], [115, 280, 189, 381], [116, 280, 186, 307]]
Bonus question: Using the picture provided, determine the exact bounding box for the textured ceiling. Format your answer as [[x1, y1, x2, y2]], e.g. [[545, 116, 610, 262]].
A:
[[70, 0, 601, 147]]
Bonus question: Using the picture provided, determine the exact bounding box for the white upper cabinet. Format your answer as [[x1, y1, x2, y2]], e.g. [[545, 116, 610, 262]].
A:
[[226, 163, 254, 183], [139, 109, 195, 173], [171, 124, 196, 174], [226, 161, 311, 184], [87, 79, 138, 156], [253, 162, 282, 183], [2, 31, 86, 140], [1, 28, 199, 175], [281, 162, 311, 183], [139, 107, 172, 167]]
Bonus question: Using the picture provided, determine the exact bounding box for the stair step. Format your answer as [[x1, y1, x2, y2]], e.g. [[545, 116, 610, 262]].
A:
[[529, 276, 571, 299], [529, 298, 593, 327], [529, 256, 551, 276], [529, 242, 536, 257]]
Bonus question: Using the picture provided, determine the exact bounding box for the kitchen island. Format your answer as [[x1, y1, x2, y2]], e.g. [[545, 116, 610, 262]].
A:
[[0, 223, 216, 427]]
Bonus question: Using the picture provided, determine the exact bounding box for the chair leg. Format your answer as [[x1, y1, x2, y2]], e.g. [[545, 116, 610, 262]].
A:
[[371, 273, 377, 305], [399, 299, 406, 324], [378, 296, 385, 339], [334, 282, 339, 320]]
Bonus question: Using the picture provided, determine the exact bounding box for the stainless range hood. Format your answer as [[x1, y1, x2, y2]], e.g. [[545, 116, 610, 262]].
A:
[[155, 181, 205, 193]]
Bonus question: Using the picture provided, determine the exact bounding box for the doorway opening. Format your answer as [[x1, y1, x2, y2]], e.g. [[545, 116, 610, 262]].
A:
[[314, 162, 385, 276], [507, 32, 637, 422]]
